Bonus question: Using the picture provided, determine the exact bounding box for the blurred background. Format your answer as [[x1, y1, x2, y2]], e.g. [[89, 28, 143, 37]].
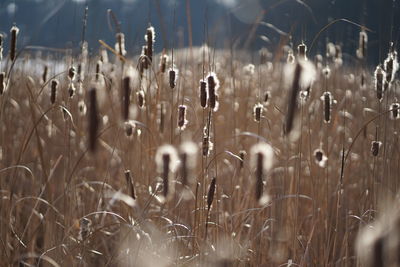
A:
[[0, 0, 399, 65]]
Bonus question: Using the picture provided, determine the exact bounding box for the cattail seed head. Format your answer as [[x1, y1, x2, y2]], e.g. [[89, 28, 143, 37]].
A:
[[207, 72, 220, 111], [169, 67, 178, 89], [137, 90, 145, 108], [253, 103, 263, 122], [9, 26, 19, 62], [178, 105, 188, 130], [95, 60, 102, 82], [179, 141, 198, 188], [314, 148, 328, 167], [287, 50, 295, 64], [78, 218, 92, 241], [371, 141, 382, 157], [157, 102, 166, 133], [263, 91, 270, 105], [124, 120, 135, 137], [284, 63, 302, 135], [0, 72, 6, 95], [239, 150, 246, 169], [250, 143, 274, 201], [160, 53, 168, 73], [356, 30, 368, 59], [145, 25, 155, 63], [155, 145, 179, 200], [124, 170, 136, 199], [50, 79, 59, 104], [384, 46, 398, 85], [78, 100, 87, 116], [200, 79, 208, 108], [374, 65, 386, 101], [322, 91, 333, 123], [115, 32, 127, 57], [141, 46, 149, 70], [68, 66, 76, 81], [207, 177, 216, 211], [68, 83, 76, 98], [41, 65, 48, 84], [297, 43, 307, 61], [390, 103, 400, 120], [88, 88, 99, 153], [122, 76, 131, 121], [322, 65, 331, 79]]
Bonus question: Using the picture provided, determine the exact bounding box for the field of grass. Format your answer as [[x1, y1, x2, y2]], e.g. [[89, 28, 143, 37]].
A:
[[0, 4, 399, 266]]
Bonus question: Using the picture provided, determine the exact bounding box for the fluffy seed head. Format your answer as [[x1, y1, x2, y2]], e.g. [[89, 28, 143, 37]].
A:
[[374, 65, 386, 101], [371, 141, 382, 157], [124, 121, 136, 137], [145, 25, 155, 63], [179, 141, 198, 187], [239, 150, 246, 169], [297, 43, 307, 60], [9, 25, 19, 61], [384, 46, 398, 85], [178, 105, 188, 130], [314, 148, 328, 167], [137, 90, 145, 108], [68, 83, 76, 98], [207, 72, 220, 111], [169, 67, 178, 89], [95, 60, 102, 82], [0, 72, 6, 95], [160, 53, 168, 73], [390, 103, 400, 120], [68, 66, 76, 81], [115, 32, 127, 57], [356, 30, 368, 59]]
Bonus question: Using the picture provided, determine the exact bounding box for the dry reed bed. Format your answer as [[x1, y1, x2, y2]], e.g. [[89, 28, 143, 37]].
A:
[[0, 24, 399, 266]]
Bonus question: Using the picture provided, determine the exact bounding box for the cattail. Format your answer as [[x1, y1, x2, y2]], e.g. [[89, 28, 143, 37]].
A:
[[78, 218, 92, 241], [322, 91, 333, 123], [371, 141, 382, 157], [145, 25, 155, 63], [68, 83, 76, 98], [239, 150, 246, 169], [384, 44, 399, 86], [178, 105, 188, 130], [322, 65, 331, 79], [40, 65, 48, 85], [124, 121, 135, 137], [137, 90, 145, 108], [390, 103, 400, 120], [253, 103, 263, 122], [207, 177, 216, 211], [207, 72, 220, 111], [157, 102, 166, 133], [169, 67, 178, 89], [88, 88, 99, 153], [95, 60, 102, 82], [100, 46, 108, 63], [115, 32, 127, 57], [122, 76, 131, 121], [297, 43, 307, 61], [263, 91, 270, 105], [356, 30, 368, 59], [374, 65, 386, 101], [259, 48, 269, 64], [361, 72, 366, 89], [50, 79, 59, 104], [141, 46, 149, 70], [78, 100, 87, 116], [155, 145, 178, 200], [0, 72, 6, 95], [250, 143, 274, 201], [68, 66, 76, 81], [0, 33, 3, 61], [179, 141, 198, 188], [124, 170, 136, 199], [160, 53, 168, 73], [314, 148, 328, 167], [9, 26, 19, 62], [199, 79, 208, 108], [284, 63, 302, 135], [287, 50, 295, 64]]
